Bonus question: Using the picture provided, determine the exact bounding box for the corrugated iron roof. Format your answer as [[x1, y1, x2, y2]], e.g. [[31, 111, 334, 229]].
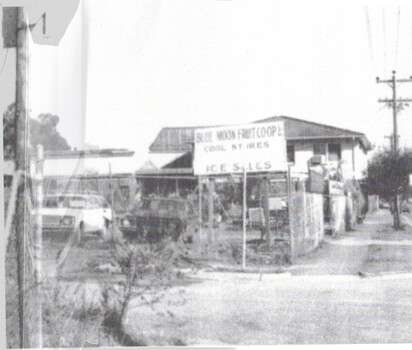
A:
[[149, 116, 372, 153]]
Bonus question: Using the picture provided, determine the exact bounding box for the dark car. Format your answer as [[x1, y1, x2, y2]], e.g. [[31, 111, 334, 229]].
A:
[[118, 197, 198, 242], [401, 200, 411, 213]]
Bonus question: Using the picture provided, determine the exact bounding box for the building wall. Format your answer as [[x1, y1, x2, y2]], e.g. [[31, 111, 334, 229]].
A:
[[289, 139, 368, 180], [328, 194, 346, 234], [290, 142, 314, 175]]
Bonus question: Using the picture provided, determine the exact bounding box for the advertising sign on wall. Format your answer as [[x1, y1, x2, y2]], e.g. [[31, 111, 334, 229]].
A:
[[329, 180, 344, 196], [193, 121, 287, 175], [307, 167, 325, 194]]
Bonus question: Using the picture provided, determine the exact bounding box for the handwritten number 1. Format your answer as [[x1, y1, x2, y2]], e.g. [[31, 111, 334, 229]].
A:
[[41, 13, 46, 35]]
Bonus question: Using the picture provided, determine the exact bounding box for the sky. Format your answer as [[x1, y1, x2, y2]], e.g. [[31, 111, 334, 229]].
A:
[[2, 0, 412, 171]]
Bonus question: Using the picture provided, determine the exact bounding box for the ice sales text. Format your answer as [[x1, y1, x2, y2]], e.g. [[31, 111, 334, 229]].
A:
[[206, 161, 273, 173]]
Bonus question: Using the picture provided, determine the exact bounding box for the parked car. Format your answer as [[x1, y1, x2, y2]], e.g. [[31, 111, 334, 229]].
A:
[[40, 194, 113, 237], [118, 197, 198, 242], [401, 200, 411, 213], [379, 199, 390, 209]]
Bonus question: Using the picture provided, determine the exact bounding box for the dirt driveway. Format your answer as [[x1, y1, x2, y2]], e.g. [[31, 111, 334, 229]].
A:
[[125, 209, 412, 345], [290, 209, 412, 276]]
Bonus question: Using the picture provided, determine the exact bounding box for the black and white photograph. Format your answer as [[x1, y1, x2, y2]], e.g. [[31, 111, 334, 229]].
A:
[[1, 0, 412, 348]]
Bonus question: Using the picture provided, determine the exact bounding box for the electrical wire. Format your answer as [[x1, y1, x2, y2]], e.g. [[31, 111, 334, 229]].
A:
[[407, 15, 412, 73], [373, 104, 389, 115], [382, 7, 387, 75], [0, 2, 10, 78], [364, 7, 375, 64], [0, 48, 9, 78], [395, 7, 401, 70]]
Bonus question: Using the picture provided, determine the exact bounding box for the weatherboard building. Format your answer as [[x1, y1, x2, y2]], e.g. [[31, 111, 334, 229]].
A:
[[140, 116, 372, 188]]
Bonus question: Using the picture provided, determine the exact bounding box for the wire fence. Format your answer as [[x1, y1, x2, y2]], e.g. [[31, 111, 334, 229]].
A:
[[5, 165, 107, 347]]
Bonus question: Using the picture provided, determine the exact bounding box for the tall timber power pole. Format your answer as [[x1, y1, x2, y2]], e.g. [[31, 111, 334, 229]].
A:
[[376, 70, 412, 229]]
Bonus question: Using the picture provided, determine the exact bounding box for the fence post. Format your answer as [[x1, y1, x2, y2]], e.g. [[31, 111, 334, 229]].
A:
[[263, 177, 271, 247], [302, 180, 308, 238], [287, 166, 294, 262], [198, 176, 202, 250], [5, 171, 22, 248], [109, 163, 115, 212], [208, 178, 215, 243], [242, 169, 247, 269], [34, 145, 44, 348]]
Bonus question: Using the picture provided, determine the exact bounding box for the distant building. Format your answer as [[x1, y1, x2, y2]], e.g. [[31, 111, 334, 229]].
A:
[[147, 116, 372, 180]]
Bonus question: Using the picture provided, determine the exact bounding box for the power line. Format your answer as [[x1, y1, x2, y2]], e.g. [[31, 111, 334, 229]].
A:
[[371, 103, 388, 116], [364, 7, 374, 63], [376, 70, 412, 229], [0, 1, 10, 77], [0, 48, 9, 77], [382, 7, 387, 75], [395, 7, 401, 70], [407, 17, 412, 72]]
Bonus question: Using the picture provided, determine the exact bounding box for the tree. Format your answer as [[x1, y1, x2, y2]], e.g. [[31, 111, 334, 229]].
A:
[[365, 149, 412, 228], [30, 113, 71, 151], [3, 103, 16, 159], [365, 149, 412, 200], [100, 236, 189, 346], [3, 103, 71, 158]]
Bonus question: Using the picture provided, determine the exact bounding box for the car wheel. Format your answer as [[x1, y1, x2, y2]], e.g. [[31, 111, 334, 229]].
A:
[[79, 222, 85, 234], [77, 222, 85, 243], [99, 219, 110, 240], [169, 220, 182, 241]]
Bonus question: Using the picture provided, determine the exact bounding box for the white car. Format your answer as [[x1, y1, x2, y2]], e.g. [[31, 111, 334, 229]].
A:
[[40, 194, 113, 237]]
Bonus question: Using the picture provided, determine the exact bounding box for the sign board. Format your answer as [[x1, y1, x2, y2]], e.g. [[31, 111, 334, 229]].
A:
[[268, 180, 287, 196], [268, 197, 286, 210], [2, 1, 80, 47], [193, 121, 287, 175], [328, 180, 344, 196], [248, 208, 264, 226], [307, 167, 325, 194], [409, 174, 412, 186]]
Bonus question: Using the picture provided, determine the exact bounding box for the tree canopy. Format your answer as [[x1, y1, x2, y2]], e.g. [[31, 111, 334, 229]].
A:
[[3, 103, 71, 158], [365, 149, 412, 200]]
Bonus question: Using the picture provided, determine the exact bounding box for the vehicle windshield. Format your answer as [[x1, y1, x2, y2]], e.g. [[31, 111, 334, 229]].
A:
[[140, 199, 185, 212], [43, 196, 88, 209]]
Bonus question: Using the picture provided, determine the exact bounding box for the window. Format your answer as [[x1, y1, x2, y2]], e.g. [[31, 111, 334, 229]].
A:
[[87, 197, 100, 209], [149, 200, 160, 210], [158, 201, 168, 210], [187, 203, 194, 215], [313, 143, 326, 156], [328, 143, 341, 161], [96, 196, 110, 208], [43, 197, 59, 208], [287, 144, 295, 164]]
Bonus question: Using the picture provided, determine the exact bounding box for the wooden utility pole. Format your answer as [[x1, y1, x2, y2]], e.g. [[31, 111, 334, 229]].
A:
[[384, 134, 400, 150], [377, 70, 412, 229], [15, 7, 30, 348]]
